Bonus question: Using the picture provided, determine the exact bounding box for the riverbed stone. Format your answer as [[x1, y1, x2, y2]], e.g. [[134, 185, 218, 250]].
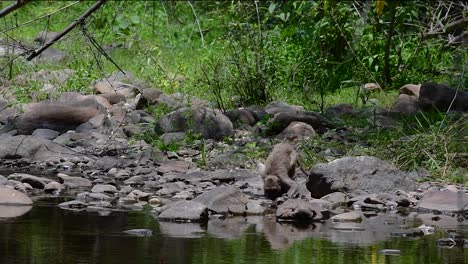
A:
[[126, 190, 151, 201], [276, 199, 323, 221], [276, 121, 316, 141], [58, 200, 87, 209], [57, 173, 92, 188], [91, 184, 118, 194], [418, 190, 468, 213], [32, 128, 60, 140], [123, 176, 144, 186], [155, 107, 234, 140], [123, 229, 153, 237], [192, 185, 249, 215], [0, 187, 33, 205], [44, 182, 64, 194], [158, 200, 208, 222], [306, 156, 418, 198], [0, 135, 88, 162], [330, 211, 362, 222], [157, 160, 191, 174], [8, 173, 51, 189]]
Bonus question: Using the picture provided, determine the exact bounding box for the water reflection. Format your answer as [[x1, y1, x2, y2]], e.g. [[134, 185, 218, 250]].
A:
[[0, 205, 32, 218], [0, 198, 466, 264]]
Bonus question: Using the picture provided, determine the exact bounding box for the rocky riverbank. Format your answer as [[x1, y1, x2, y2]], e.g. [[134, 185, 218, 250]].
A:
[[0, 69, 467, 248]]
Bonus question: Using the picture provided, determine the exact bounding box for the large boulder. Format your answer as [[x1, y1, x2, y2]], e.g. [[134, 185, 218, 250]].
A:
[[225, 108, 257, 127], [391, 94, 419, 114], [8, 173, 52, 189], [0, 135, 90, 162], [265, 111, 330, 136], [265, 101, 304, 115], [276, 199, 323, 221], [16, 100, 101, 134], [418, 83, 468, 112], [306, 156, 418, 198], [158, 201, 208, 222], [155, 107, 234, 140], [192, 186, 249, 215], [417, 190, 468, 213], [0, 187, 33, 205], [57, 173, 92, 188], [276, 121, 316, 141]]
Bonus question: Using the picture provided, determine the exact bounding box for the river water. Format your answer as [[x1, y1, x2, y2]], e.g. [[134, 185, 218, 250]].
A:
[[0, 197, 467, 264]]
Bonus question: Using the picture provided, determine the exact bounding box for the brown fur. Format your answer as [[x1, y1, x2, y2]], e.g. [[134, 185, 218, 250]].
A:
[[260, 143, 298, 200]]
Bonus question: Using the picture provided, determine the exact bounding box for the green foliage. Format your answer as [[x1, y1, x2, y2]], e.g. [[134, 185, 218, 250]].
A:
[[2, 0, 467, 183]]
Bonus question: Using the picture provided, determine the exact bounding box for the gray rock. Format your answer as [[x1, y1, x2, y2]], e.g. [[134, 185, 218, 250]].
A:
[[91, 184, 118, 194], [126, 190, 151, 201], [123, 229, 153, 237], [321, 192, 348, 205], [0, 204, 33, 218], [325, 104, 355, 116], [0, 187, 33, 205], [306, 156, 418, 198], [265, 111, 330, 136], [418, 83, 468, 112], [391, 94, 419, 114], [88, 192, 113, 202], [0, 175, 8, 185], [58, 200, 87, 209], [123, 176, 145, 186], [0, 135, 89, 162], [155, 107, 234, 140], [160, 132, 186, 145], [265, 101, 304, 115], [225, 108, 257, 127], [173, 190, 195, 200], [44, 182, 63, 194], [57, 173, 92, 188], [158, 201, 208, 222], [193, 186, 249, 215], [418, 190, 468, 213], [156, 160, 191, 174], [276, 199, 323, 221], [276, 121, 316, 141], [245, 200, 265, 215], [8, 173, 51, 189], [16, 101, 101, 134], [32, 128, 60, 140], [330, 211, 362, 222]]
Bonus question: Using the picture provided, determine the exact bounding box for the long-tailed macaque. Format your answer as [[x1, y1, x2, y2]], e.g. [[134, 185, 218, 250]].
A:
[[258, 143, 301, 200]]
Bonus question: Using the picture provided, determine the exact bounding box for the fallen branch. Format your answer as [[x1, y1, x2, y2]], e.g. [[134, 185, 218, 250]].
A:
[[423, 17, 468, 40], [0, 0, 31, 19], [26, 0, 106, 61]]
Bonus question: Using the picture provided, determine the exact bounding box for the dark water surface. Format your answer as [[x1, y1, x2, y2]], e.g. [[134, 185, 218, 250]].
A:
[[0, 197, 467, 264]]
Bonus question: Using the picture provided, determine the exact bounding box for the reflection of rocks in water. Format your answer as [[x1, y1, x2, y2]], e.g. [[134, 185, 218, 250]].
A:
[[207, 216, 261, 240], [259, 217, 322, 250], [418, 213, 467, 229], [324, 212, 420, 245], [0, 205, 32, 218], [158, 222, 206, 238]]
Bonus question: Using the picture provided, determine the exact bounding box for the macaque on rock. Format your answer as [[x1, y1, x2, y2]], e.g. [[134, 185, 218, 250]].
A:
[[257, 143, 302, 200]]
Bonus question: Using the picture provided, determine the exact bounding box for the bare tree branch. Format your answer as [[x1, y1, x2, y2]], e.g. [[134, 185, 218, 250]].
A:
[[26, 0, 106, 61], [0, 0, 31, 19]]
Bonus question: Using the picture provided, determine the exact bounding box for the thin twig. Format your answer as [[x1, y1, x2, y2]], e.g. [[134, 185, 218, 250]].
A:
[[1, 1, 80, 34], [187, 1, 204, 45]]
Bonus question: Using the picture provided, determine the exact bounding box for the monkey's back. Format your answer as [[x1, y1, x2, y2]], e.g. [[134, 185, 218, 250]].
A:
[[264, 143, 296, 178]]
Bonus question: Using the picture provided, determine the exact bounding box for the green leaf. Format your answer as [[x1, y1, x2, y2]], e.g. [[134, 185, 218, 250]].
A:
[[130, 14, 140, 24], [268, 3, 276, 14]]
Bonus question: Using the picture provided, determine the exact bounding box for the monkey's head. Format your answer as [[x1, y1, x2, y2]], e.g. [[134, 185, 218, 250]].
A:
[[263, 175, 283, 200]]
